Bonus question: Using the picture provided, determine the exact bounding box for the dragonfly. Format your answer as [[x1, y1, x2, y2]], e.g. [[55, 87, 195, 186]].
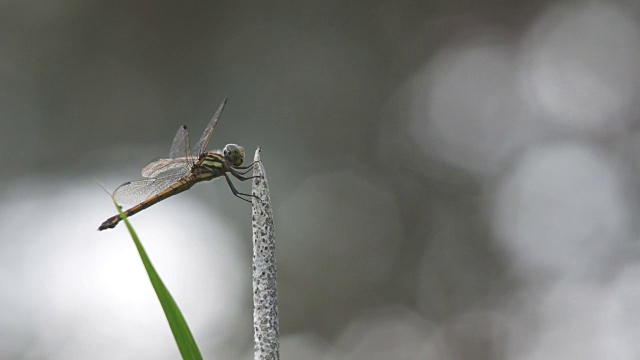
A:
[[98, 98, 258, 231]]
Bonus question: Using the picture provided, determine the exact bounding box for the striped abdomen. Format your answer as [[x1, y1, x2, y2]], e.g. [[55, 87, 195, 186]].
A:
[[98, 177, 195, 231]]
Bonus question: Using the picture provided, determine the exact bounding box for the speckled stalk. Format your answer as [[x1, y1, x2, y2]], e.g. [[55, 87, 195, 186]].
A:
[[251, 148, 279, 360]]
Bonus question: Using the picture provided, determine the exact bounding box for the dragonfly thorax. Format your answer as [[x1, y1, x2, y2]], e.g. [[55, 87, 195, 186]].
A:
[[223, 144, 245, 167]]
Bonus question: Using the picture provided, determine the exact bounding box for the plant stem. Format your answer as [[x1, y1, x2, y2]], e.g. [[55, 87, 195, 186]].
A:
[[251, 148, 279, 360]]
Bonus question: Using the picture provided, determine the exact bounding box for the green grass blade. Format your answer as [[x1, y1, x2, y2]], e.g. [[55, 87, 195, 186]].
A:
[[113, 202, 203, 360]]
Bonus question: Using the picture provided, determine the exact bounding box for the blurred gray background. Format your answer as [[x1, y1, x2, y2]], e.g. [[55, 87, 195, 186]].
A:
[[3, 1, 640, 359]]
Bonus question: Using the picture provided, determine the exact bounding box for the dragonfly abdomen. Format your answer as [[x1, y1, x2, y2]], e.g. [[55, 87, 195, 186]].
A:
[[97, 177, 195, 231]]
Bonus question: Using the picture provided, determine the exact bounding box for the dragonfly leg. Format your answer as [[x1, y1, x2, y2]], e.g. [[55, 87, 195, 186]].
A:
[[224, 173, 261, 203], [229, 168, 262, 181], [234, 166, 254, 175], [232, 162, 259, 175], [234, 160, 260, 170]]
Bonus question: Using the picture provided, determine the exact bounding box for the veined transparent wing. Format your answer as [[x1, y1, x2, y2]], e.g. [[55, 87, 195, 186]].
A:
[[192, 98, 228, 157], [141, 157, 191, 178], [142, 124, 193, 178], [169, 125, 193, 160], [113, 173, 185, 205]]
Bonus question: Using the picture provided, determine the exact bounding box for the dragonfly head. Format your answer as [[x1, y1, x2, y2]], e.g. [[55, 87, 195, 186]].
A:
[[223, 144, 245, 167]]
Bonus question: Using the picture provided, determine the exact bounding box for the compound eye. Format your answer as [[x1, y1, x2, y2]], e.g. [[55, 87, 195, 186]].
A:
[[222, 145, 233, 158], [223, 144, 244, 166]]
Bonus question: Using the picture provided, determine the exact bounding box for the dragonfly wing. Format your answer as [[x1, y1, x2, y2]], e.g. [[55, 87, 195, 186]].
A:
[[141, 157, 191, 178], [169, 125, 192, 159], [113, 173, 185, 205], [192, 98, 228, 157]]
